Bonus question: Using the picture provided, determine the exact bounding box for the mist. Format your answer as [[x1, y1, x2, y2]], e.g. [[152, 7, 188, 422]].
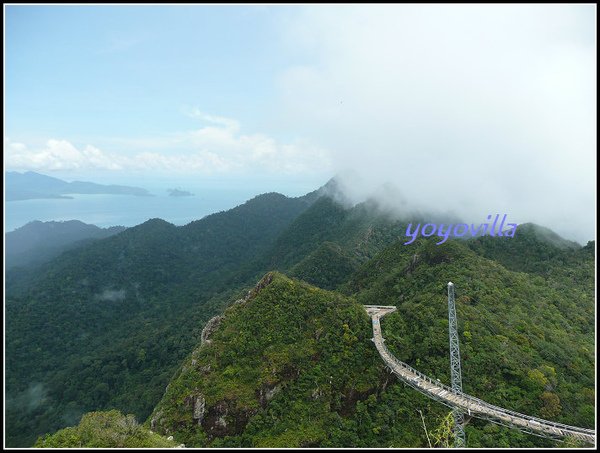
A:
[[274, 5, 596, 244], [6, 383, 48, 413], [96, 289, 127, 302], [5, 5, 595, 244]]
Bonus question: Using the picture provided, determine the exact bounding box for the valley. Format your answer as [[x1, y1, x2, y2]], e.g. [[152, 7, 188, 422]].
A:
[[6, 182, 595, 448]]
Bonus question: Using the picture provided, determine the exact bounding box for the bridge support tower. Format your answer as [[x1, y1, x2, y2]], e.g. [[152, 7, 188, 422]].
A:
[[448, 282, 466, 448]]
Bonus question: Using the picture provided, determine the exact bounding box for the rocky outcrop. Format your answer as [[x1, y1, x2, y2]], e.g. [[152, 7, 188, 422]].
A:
[[258, 383, 282, 407], [151, 273, 278, 442], [150, 410, 163, 431], [192, 396, 206, 424], [181, 392, 207, 426], [403, 253, 420, 275], [231, 272, 275, 309], [245, 272, 274, 300], [200, 316, 222, 346], [203, 401, 229, 438], [311, 387, 323, 400], [201, 400, 258, 440], [200, 273, 275, 346]]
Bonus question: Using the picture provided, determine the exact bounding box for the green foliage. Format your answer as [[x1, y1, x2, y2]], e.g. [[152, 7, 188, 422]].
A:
[[343, 234, 594, 446], [430, 411, 455, 448], [539, 392, 562, 418], [5, 192, 314, 446], [561, 435, 589, 448], [290, 242, 360, 289], [467, 223, 586, 278], [6, 220, 126, 270], [34, 410, 177, 448], [6, 185, 595, 448], [262, 196, 416, 274], [149, 273, 383, 447]]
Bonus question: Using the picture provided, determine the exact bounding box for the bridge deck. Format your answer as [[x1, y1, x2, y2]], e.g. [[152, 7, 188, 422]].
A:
[[365, 306, 596, 445]]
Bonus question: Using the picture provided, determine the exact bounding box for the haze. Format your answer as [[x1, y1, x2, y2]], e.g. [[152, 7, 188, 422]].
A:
[[5, 5, 596, 243]]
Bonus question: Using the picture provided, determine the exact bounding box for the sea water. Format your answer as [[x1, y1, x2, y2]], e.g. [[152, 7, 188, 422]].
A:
[[4, 185, 302, 232]]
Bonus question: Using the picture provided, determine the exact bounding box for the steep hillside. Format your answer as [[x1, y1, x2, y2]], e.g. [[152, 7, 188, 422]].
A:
[[147, 272, 437, 447], [467, 223, 583, 276], [289, 241, 360, 290], [8, 183, 595, 447], [260, 196, 415, 277], [345, 238, 594, 447], [144, 230, 594, 448], [5, 190, 317, 447]]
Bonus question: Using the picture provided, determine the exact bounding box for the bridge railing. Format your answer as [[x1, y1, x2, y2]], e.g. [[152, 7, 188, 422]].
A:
[[371, 317, 595, 438]]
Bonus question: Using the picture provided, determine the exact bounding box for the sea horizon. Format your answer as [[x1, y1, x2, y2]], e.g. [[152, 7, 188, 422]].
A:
[[4, 183, 317, 232]]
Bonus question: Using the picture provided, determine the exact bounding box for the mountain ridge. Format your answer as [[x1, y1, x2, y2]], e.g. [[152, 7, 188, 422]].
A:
[[5, 220, 127, 269], [5, 181, 595, 448], [5, 187, 322, 447]]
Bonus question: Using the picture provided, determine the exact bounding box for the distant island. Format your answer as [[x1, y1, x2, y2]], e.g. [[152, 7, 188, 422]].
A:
[[167, 188, 194, 197], [6, 171, 153, 201]]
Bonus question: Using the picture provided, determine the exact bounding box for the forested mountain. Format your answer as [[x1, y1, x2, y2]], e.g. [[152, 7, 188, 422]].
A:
[[6, 220, 127, 269], [144, 238, 594, 447], [5, 190, 318, 447], [467, 223, 585, 276], [6, 182, 595, 448]]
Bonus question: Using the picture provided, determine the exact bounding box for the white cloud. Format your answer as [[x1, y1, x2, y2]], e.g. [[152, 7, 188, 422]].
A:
[[5, 138, 122, 171], [5, 5, 593, 243], [187, 108, 241, 132], [4, 112, 332, 176], [273, 4, 596, 242]]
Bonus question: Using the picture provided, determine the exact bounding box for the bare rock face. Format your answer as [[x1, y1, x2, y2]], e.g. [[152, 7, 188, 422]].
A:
[[232, 272, 275, 309], [205, 401, 229, 437], [182, 392, 207, 425], [404, 253, 420, 275], [150, 410, 163, 432], [246, 272, 274, 300], [258, 383, 282, 407], [193, 395, 206, 424], [215, 415, 227, 430], [264, 384, 281, 402], [200, 316, 222, 346], [199, 399, 259, 440]]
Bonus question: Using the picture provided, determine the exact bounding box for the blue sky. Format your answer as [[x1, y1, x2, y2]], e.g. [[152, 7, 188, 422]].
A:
[[4, 5, 597, 241], [6, 6, 289, 138], [6, 5, 329, 190]]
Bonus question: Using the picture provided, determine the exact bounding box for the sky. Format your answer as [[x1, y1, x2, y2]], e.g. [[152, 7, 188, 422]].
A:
[[4, 4, 597, 242]]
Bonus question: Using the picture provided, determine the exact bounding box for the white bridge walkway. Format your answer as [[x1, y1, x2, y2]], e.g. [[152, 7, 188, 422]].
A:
[[364, 305, 596, 445]]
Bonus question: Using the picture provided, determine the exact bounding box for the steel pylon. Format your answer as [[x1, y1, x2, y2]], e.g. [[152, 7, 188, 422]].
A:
[[448, 282, 466, 448]]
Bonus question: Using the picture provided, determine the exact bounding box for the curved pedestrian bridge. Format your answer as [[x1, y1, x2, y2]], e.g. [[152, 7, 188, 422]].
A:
[[364, 305, 596, 445]]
